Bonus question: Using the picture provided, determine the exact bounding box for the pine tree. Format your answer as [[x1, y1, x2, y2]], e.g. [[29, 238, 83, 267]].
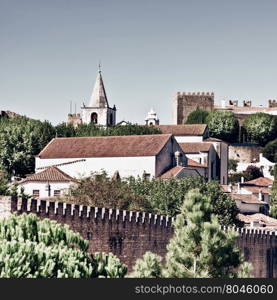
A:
[[0, 213, 127, 278], [130, 189, 252, 278]]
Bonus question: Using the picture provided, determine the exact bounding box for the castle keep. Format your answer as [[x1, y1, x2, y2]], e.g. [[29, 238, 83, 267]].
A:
[[172, 92, 214, 124], [1, 196, 277, 278]]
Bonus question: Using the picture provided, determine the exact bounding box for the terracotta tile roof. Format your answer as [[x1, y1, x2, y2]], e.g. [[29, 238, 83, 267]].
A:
[[231, 193, 266, 205], [160, 166, 201, 179], [204, 137, 227, 143], [179, 142, 212, 153], [237, 213, 277, 227], [38, 134, 172, 159], [187, 158, 207, 168], [243, 177, 273, 187], [156, 124, 207, 136], [19, 167, 76, 183], [243, 186, 272, 195], [37, 159, 86, 170]]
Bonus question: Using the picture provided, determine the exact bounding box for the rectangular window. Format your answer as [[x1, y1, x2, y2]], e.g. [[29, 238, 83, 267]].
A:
[[32, 190, 40, 198], [87, 232, 93, 240], [54, 190, 61, 197]]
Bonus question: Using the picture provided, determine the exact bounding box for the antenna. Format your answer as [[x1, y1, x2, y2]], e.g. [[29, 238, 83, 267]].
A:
[[74, 103, 76, 114], [70, 101, 72, 114]]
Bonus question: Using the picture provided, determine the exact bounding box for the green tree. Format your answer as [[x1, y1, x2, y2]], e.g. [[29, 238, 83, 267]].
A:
[[67, 171, 150, 212], [186, 109, 210, 124], [228, 159, 238, 172], [263, 139, 277, 163], [0, 213, 127, 278], [0, 117, 56, 177], [130, 190, 251, 278], [270, 164, 277, 218], [0, 171, 9, 195], [127, 176, 238, 226], [244, 113, 277, 146], [207, 110, 239, 143]]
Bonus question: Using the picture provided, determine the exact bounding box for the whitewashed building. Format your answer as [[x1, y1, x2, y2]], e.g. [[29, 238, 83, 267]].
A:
[[35, 134, 191, 180], [18, 166, 77, 199]]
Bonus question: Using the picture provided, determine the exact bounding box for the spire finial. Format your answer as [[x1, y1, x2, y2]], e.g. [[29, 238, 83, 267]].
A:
[[98, 60, 101, 73]]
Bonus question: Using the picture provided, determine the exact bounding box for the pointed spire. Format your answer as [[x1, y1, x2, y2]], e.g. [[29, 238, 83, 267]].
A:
[[89, 67, 109, 108]]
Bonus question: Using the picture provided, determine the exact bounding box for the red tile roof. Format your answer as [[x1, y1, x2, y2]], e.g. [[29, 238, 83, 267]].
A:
[[231, 193, 266, 204], [38, 134, 172, 159], [156, 124, 207, 136], [237, 213, 277, 226], [244, 177, 273, 187], [160, 166, 201, 179], [179, 142, 212, 153], [187, 158, 207, 168], [19, 167, 76, 183]]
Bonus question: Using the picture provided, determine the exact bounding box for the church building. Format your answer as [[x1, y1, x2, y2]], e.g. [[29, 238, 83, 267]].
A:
[[68, 67, 116, 127]]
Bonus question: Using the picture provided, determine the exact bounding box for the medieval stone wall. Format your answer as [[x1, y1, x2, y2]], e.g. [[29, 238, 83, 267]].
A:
[[229, 144, 262, 164], [1, 196, 277, 277]]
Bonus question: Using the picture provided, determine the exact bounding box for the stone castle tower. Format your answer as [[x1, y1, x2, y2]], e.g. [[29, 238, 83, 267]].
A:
[[172, 92, 214, 124], [68, 67, 116, 127]]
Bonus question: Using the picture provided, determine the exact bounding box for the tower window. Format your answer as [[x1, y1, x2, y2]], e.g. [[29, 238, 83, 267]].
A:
[[110, 114, 113, 125], [91, 113, 98, 124]]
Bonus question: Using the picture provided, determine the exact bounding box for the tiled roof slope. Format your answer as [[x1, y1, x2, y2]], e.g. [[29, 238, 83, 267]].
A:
[[187, 158, 207, 168], [244, 177, 273, 187], [20, 167, 76, 183], [179, 142, 212, 153], [156, 124, 207, 136], [160, 166, 200, 179], [38, 134, 172, 159]]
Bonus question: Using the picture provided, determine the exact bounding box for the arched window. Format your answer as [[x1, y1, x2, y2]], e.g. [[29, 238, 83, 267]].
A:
[[91, 112, 98, 124], [110, 114, 113, 125]]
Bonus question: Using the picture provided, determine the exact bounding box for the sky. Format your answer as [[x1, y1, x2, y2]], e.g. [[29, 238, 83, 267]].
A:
[[1, 0, 277, 125]]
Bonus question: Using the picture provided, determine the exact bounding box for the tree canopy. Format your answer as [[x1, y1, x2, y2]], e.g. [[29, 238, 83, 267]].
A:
[[263, 139, 277, 163], [207, 110, 239, 143], [67, 174, 238, 226], [244, 113, 277, 146], [185, 109, 210, 124], [0, 213, 127, 278]]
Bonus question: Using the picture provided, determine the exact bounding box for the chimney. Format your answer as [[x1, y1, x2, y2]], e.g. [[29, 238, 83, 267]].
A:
[[227, 184, 232, 193], [258, 190, 262, 201], [174, 151, 181, 166], [241, 176, 244, 184], [237, 182, 241, 193]]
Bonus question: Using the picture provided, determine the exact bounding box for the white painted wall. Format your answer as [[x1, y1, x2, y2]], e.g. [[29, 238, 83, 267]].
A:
[[175, 136, 203, 143], [235, 200, 264, 214], [36, 156, 156, 179], [18, 182, 71, 198], [236, 154, 275, 180]]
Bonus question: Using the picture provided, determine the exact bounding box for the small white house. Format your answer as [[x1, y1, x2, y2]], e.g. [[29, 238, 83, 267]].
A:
[[18, 166, 77, 198], [35, 134, 189, 179]]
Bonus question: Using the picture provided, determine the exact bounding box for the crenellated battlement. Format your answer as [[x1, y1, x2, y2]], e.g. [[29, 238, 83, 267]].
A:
[[12, 196, 174, 228], [268, 99, 277, 108], [176, 91, 214, 97]]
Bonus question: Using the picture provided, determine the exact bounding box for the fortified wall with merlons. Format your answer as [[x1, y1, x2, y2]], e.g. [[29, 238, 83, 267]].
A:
[[1, 196, 277, 278]]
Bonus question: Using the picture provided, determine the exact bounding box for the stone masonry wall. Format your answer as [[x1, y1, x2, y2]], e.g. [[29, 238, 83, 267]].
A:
[[1, 196, 277, 277]]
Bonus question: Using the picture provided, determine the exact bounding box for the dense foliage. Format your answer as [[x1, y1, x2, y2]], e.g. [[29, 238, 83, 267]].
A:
[[68, 173, 238, 226], [243, 113, 277, 146], [206, 110, 239, 143], [228, 166, 263, 184], [185, 109, 209, 124], [270, 164, 277, 218], [263, 139, 277, 163], [0, 213, 127, 278], [228, 159, 238, 172], [56, 122, 161, 137], [0, 117, 56, 178], [130, 189, 251, 278]]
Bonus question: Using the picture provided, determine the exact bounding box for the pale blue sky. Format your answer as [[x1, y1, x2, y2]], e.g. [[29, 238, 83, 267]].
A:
[[1, 0, 277, 125]]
